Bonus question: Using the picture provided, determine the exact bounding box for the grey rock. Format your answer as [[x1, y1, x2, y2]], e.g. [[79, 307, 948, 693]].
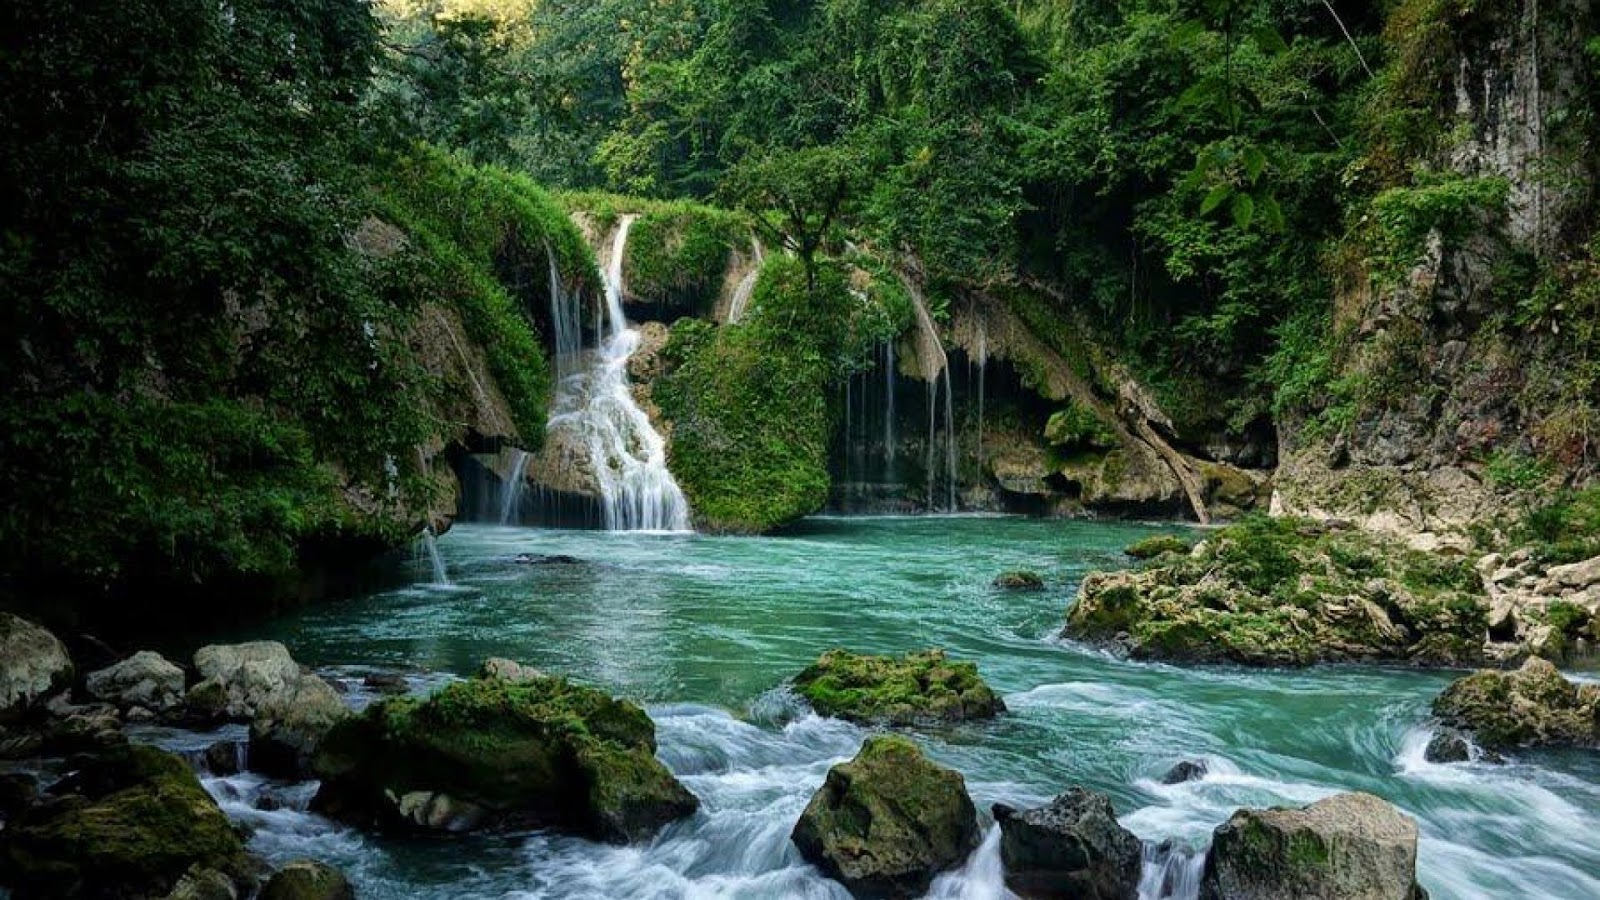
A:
[[259, 859, 354, 900], [86, 651, 186, 713], [993, 789, 1141, 900], [0, 613, 73, 723]]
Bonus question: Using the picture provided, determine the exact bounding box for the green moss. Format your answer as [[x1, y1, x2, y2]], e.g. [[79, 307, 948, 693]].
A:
[[792, 649, 1004, 726], [1125, 535, 1192, 560], [993, 570, 1046, 590], [655, 256, 845, 533], [625, 206, 745, 310]]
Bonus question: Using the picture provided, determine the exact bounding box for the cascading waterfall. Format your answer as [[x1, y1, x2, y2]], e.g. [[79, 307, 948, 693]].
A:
[[726, 238, 765, 324], [903, 277, 959, 513], [540, 215, 692, 532], [498, 449, 531, 525], [546, 244, 582, 382], [974, 321, 988, 469], [883, 341, 897, 480], [416, 527, 450, 586]]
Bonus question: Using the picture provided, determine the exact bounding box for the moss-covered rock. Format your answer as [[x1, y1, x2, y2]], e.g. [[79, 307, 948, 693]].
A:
[[1124, 534, 1192, 560], [1200, 792, 1427, 900], [1431, 657, 1600, 750], [1064, 516, 1488, 666], [622, 205, 744, 317], [259, 860, 354, 900], [0, 745, 250, 899], [994, 570, 1046, 590], [791, 735, 980, 898], [792, 650, 1005, 726], [310, 670, 697, 843]]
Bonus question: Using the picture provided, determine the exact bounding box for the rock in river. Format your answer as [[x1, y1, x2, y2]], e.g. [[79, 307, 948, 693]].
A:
[[1431, 656, 1599, 750], [0, 613, 73, 723], [1199, 791, 1428, 900], [993, 788, 1141, 899], [791, 735, 979, 898], [792, 649, 1005, 726], [86, 650, 187, 714], [310, 669, 697, 842]]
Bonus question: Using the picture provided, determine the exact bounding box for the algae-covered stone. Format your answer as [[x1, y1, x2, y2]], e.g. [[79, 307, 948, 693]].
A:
[[994, 789, 1141, 899], [259, 860, 354, 900], [311, 670, 696, 842], [1124, 535, 1191, 560], [791, 735, 979, 898], [1, 744, 250, 899], [1199, 792, 1427, 900], [994, 571, 1047, 590], [248, 673, 351, 778], [792, 650, 1005, 726], [1431, 657, 1600, 750], [1065, 516, 1488, 667]]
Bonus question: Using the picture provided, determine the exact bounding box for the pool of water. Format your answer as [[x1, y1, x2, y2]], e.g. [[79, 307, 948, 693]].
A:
[[190, 517, 1600, 899]]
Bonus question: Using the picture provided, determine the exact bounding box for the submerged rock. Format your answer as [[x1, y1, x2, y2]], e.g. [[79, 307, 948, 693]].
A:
[[1431, 657, 1600, 750], [1161, 760, 1209, 784], [791, 649, 1005, 726], [259, 860, 354, 900], [994, 571, 1046, 590], [86, 650, 187, 714], [0, 613, 73, 723], [1199, 792, 1427, 900], [993, 788, 1141, 899], [311, 670, 696, 842], [0, 744, 251, 899], [1422, 730, 1473, 764], [791, 735, 979, 898], [1064, 516, 1487, 667]]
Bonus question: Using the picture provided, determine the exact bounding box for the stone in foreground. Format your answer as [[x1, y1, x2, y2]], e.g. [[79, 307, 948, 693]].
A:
[[86, 650, 186, 714], [1431, 657, 1599, 750], [792, 649, 1005, 726], [1199, 792, 1428, 900], [993, 788, 1141, 899], [0, 744, 250, 899], [792, 735, 979, 898], [311, 669, 696, 842], [259, 859, 355, 900]]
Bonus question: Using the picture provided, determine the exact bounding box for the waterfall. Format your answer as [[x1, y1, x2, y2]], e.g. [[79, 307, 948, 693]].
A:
[[883, 341, 896, 480], [498, 449, 531, 525], [942, 367, 957, 511], [546, 244, 582, 383], [1137, 842, 1204, 900], [902, 276, 958, 513], [975, 321, 987, 470], [540, 215, 692, 532], [417, 528, 449, 586], [726, 238, 765, 324]]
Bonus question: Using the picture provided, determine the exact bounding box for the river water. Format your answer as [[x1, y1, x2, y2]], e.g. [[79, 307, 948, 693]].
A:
[[182, 518, 1600, 899]]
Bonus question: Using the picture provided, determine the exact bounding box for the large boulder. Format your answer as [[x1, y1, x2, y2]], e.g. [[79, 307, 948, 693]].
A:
[[1199, 792, 1427, 900], [0, 613, 73, 723], [1064, 517, 1487, 667], [1431, 657, 1600, 750], [86, 651, 187, 714], [791, 735, 980, 898], [248, 674, 351, 778], [310, 670, 697, 842], [192, 641, 304, 719], [0, 744, 251, 899], [259, 860, 354, 900], [993, 789, 1141, 899], [792, 650, 1005, 726]]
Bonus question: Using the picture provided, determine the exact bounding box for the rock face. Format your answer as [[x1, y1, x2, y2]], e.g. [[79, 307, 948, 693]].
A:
[[259, 860, 354, 900], [0, 613, 73, 722], [791, 735, 979, 898], [86, 651, 186, 714], [1431, 657, 1600, 750], [1199, 792, 1427, 900], [311, 671, 697, 842], [993, 789, 1141, 899], [0, 744, 250, 899], [1064, 517, 1487, 666], [1475, 550, 1600, 663], [792, 649, 1005, 726]]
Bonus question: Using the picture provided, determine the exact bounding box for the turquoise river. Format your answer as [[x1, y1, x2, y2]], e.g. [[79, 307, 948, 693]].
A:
[[158, 517, 1600, 899]]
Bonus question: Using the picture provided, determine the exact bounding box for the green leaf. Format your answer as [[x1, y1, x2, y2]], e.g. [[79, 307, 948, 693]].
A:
[[1251, 27, 1289, 57], [1232, 193, 1257, 230], [1259, 194, 1285, 232], [1201, 184, 1234, 215], [1242, 147, 1266, 183]]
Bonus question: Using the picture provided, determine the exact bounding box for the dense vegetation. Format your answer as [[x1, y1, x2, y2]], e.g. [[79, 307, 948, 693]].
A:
[[5, 0, 1598, 615]]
